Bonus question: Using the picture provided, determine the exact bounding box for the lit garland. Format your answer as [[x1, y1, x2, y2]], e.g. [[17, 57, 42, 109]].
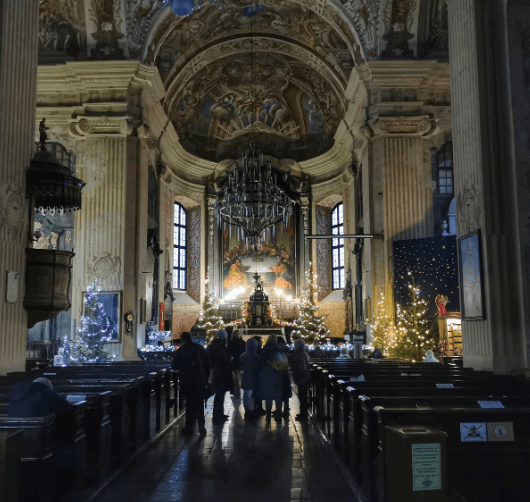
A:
[[196, 275, 224, 343], [394, 272, 435, 362], [62, 280, 117, 365], [292, 263, 330, 344]]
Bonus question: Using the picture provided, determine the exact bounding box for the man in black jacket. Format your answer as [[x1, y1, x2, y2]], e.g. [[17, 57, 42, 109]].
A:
[[172, 332, 210, 435]]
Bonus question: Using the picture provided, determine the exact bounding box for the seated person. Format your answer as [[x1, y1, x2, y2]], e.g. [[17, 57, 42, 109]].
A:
[[8, 377, 71, 418], [336, 347, 352, 359]]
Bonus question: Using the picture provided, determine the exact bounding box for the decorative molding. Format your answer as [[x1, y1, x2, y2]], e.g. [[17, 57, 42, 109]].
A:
[[69, 117, 129, 138], [368, 115, 436, 136], [300, 196, 310, 236], [207, 197, 216, 245], [87, 252, 122, 282]]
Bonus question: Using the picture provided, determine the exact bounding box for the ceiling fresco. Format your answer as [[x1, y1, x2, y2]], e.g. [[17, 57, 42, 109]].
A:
[[168, 50, 345, 162], [147, 0, 361, 162]]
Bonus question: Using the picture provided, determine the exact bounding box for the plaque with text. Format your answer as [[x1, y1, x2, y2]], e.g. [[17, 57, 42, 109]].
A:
[[412, 443, 442, 491]]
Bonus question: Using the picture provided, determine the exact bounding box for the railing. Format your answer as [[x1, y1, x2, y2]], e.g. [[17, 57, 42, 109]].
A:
[[219, 299, 298, 322], [26, 340, 61, 360]]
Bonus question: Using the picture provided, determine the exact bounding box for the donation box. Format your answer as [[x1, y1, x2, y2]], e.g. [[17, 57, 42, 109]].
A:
[[384, 425, 448, 502]]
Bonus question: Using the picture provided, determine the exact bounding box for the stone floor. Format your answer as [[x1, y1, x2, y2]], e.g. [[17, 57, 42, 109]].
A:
[[96, 389, 360, 502]]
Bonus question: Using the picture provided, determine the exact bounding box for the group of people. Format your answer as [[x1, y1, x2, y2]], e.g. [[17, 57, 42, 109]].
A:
[[172, 330, 312, 435]]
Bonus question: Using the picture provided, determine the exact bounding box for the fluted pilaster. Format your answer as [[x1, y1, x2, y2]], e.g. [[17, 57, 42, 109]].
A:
[[0, 0, 38, 374]]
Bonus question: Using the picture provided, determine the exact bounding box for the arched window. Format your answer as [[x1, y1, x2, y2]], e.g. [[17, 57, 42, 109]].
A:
[[173, 203, 187, 290], [436, 141, 453, 194], [331, 203, 345, 290]]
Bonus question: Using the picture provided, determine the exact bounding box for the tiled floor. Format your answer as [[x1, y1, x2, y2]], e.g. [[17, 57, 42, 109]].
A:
[[97, 389, 360, 502]]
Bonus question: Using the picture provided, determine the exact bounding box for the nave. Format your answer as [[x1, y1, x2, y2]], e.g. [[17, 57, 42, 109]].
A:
[[97, 392, 358, 502]]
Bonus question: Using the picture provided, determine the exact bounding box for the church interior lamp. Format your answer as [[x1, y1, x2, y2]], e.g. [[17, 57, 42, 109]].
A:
[[213, 142, 307, 243], [23, 119, 86, 328]]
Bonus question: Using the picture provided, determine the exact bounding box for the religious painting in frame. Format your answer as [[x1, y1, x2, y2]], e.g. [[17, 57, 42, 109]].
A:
[[82, 291, 121, 341], [222, 219, 296, 297], [458, 230, 484, 320]]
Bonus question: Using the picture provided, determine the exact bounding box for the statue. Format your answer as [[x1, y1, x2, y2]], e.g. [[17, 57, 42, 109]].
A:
[[39, 118, 49, 149], [435, 294, 449, 316]]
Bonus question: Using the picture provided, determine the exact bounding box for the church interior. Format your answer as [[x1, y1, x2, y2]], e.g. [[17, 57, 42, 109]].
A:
[[1, 0, 530, 501]]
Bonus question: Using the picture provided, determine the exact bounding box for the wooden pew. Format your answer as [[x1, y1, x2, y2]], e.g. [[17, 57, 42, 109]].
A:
[[372, 406, 530, 502], [0, 415, 55, 502]]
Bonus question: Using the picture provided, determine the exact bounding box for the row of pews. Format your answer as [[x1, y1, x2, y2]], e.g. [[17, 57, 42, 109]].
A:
[[308, 358, 530, 502], [0, 361, 181, 502]]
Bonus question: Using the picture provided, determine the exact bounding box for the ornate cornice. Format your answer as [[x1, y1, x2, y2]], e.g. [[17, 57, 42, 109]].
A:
[[367, 116, 438, 137]]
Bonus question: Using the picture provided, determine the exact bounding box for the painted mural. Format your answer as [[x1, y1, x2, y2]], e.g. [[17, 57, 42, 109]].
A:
[[168, 50, 344, 162], [222, 219, 296, 297]]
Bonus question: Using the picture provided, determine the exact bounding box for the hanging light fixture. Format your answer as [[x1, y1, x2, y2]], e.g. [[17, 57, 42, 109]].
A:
[[215, 142, 295, 241]]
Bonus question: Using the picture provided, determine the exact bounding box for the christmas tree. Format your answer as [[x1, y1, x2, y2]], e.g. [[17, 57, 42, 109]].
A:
[[394, 273, 435, 361], [196, 276, 224, 343], [292, 263, 330, 344], [371, 289, 400, 358], [62, 280, 116, 365]]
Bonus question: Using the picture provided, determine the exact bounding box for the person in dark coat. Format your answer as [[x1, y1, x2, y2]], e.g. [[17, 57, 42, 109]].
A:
[[277, 337, 292, 418], [240, 337, 259, 420], [254, 334, 283, 420], [228, 329, 246, 398], [292, 339, 312, 421], [207, 329, 233, 423], [172, 331, 210, 434], [251, 335, 266, 415], [8, 377, 71, 418]]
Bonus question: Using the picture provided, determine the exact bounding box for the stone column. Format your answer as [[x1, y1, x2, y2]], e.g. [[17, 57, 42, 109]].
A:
[[0, 0, 38, 374], [448, 0, 530, 372], [368, 116, 437, 314]]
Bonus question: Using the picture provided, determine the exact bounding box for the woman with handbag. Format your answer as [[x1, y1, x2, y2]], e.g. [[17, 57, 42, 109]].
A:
[[292, 338, 311, 421]]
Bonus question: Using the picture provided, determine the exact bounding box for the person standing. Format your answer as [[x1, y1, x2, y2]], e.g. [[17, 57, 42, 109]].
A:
[[207, 329, 233, 423], [250, 335, 266, 414], [240, 337, 260, 420], [277, 336, 292, 418], [172, 332, 210, 435], [292, 339, 311, 421], [254, 334, 283, 420], [228, 329, 246, 398]]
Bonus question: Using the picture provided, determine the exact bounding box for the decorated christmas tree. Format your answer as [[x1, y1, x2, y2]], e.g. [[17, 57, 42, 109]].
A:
[[62, 280, 116, 365], [371, 289, 400, 358], [196, 276, 224, 343], [292, 263, 330, 344], [395, 273, 435, 361]]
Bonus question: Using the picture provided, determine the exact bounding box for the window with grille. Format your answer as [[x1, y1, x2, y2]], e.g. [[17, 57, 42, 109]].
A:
[[331, 203, 345, 290], [436, 142, 453, 194], [173, 203, 187, 290]]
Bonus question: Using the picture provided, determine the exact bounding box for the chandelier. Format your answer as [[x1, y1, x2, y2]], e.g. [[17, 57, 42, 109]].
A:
[[215, 143, 295, 241]]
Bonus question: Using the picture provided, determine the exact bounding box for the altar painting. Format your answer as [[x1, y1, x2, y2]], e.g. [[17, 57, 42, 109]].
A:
[[222, 220, 296, 295]]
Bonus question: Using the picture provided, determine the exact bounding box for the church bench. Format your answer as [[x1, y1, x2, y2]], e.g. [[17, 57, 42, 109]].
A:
[[370, 406, 530, 502], [0, 378, 137, 464], [36, 366, 168, 436], [0, 415, 57, 502], [350, 394, 530, 489], [319, 371, 524, 431], [6, 373, 151, 449]]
